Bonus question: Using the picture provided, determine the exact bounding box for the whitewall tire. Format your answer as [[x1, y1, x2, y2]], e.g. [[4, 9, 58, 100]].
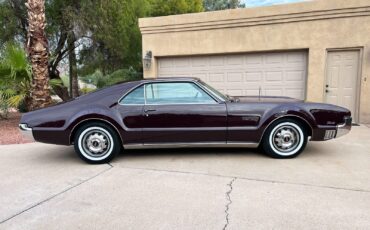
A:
[[262, 119, 308, 158], [74, 122, 122, 164]]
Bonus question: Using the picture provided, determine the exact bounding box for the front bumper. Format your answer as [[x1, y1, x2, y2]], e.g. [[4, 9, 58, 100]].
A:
[[323, 116, 352, 140], [336, 116, 352, 138], [19, 124, 35, 141]]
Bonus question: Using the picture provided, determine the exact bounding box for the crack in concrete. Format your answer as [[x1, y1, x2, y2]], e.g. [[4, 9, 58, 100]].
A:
[[0, 164, 113, 225], [223, 177, 236, 230], [120, 165, 370, 193]]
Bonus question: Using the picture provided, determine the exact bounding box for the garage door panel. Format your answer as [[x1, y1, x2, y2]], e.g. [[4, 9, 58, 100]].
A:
[[191, 57, 207, 67], [210, 57, 224, 66], [286, 70, 305, 81], [227, 72, 244, 82], [286, 88, 305, 99], [287, 52, 306, 63], [158, 51, 307, 99], [208, 73, 225, 82], [191, 73, 208, 80], [245, 54, 263, 65], [159, 59, 174, 69], [265, 71, 283, 82], [226, 89, 244, 95], [264, 88, 283, 97], [226, 55, 244, 66], [246, 89, 260, 95], [174, 58, 191, 67], [245, 72, 263, 82]]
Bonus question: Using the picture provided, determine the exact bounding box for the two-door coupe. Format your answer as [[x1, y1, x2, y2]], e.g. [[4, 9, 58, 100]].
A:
[[20, 78, 352, 163]]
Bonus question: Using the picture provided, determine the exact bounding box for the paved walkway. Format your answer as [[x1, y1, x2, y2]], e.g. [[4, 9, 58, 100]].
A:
[[1, 126, 370, 229]]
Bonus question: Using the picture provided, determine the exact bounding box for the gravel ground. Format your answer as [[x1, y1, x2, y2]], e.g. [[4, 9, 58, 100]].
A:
[[0, 112, 33, 145]]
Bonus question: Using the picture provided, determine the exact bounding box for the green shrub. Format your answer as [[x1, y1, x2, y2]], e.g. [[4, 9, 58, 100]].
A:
[[80, 68, 142, 89], [80, 87, 96, 94], [0, 43, 32, 116]]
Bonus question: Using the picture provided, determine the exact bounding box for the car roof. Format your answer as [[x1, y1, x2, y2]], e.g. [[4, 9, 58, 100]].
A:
[[139, 77, 200, 83], [113, 77, 201, 88]]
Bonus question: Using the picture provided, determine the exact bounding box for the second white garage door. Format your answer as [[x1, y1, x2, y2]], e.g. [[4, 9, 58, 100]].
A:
[[158, 51, 307, 100]]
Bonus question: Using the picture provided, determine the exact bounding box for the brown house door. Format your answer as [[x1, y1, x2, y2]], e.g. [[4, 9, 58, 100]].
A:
[[325, 50, 361, 123]]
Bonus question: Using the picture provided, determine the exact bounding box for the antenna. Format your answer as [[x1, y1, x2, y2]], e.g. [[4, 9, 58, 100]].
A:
[[259, 86, 261, 101]]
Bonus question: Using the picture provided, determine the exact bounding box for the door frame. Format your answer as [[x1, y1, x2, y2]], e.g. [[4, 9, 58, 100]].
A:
[[324, 47, 363, 123]]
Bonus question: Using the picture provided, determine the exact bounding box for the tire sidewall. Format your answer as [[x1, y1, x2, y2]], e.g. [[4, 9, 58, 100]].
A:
[[74, 122, 121, 164], [263, 119, 307, 158]]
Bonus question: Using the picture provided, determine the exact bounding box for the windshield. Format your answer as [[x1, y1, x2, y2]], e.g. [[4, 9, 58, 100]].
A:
[[198, 80, 228, 101]]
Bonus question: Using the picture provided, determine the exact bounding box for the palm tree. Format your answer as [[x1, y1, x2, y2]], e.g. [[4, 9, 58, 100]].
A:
[[0, 43, 32, 118], [25, 0, 52, 110]]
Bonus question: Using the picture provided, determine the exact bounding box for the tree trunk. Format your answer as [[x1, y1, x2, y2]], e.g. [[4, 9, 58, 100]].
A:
[[67, 31, 79, 98], [25, 0, 52, 110]]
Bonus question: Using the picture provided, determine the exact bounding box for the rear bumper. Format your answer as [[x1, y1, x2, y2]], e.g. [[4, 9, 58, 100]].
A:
[[19, 124, 35, 141]]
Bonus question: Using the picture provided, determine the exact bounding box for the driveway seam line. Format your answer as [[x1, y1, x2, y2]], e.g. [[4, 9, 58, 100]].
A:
[[223, 177, 236, 230], [120, 165, 370, 193], [0, 164, 113, 225]]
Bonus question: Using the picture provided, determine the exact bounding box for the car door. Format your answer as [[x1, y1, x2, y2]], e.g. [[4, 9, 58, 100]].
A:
[[117, 84, 145, 145], [142, 81, 227, 144]]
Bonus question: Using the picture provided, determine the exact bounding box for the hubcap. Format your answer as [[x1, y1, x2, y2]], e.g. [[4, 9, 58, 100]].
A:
[[86, 133, 108, 154], [272, 125, 300, 153], [81, 129, 111, 158]]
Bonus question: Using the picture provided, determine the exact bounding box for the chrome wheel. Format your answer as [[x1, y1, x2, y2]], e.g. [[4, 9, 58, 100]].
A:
[[78, 127, 114, 161], [269, 122, 304, 156]]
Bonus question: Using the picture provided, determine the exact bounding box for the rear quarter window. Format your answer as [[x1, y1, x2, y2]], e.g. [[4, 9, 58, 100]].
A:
[[120, 85, 144, 105]]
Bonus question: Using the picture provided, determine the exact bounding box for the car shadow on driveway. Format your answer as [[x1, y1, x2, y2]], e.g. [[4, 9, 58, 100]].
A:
[[119, 147, 264, 160], [25, 141, 328, 165]]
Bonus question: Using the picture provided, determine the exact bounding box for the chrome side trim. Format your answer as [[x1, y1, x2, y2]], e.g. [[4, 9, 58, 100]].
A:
[[142, 127, 227, 131], [19, 123, 32, 131], [258, 114, 314, 143], [227, 113, 262, 117], [124, 142, 259, 149], [19, 123, 34, 141], [228, 126, 258, 131]]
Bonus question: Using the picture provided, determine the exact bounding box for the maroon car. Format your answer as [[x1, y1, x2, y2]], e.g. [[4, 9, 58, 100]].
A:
[[19, 77, 352, 163]]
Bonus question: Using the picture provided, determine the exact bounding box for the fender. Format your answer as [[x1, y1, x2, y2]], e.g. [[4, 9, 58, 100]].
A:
[[66, 105, 125, 144], [257, 104, 317, 143]]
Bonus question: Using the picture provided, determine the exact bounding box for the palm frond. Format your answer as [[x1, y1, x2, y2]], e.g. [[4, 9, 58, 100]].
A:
[[3, 88, 17, 97], [3, 44, 28, 72], [49, 78, 64, 87], [7, 94, 26, 108]]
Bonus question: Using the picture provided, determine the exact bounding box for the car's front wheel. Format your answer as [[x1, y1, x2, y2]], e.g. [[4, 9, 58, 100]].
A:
[[74, 122, 122, 164], [262, 119, 308, 159]]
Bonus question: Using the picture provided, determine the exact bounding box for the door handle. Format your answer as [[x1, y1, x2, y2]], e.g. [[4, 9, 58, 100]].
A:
[[325, 89, 329, 93], [144, 109, 156, 116]]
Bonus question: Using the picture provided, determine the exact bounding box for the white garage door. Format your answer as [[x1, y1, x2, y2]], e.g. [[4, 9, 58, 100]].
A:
[[158, 51, 307, 99]]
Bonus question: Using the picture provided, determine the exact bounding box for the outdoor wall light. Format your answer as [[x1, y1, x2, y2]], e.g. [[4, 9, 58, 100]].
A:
[[143, 51, 152, 70]]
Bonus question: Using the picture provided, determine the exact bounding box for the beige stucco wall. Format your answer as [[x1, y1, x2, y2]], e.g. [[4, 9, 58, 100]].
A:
[[139, 0, 370, 123]]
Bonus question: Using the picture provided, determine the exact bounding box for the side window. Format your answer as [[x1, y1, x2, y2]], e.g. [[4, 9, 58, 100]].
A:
[[120, 85, 144, 105], [145, 82, 217, 105]]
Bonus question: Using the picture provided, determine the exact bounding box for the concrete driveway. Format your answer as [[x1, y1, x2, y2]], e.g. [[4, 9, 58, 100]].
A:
[[1, 126, 370, 229]]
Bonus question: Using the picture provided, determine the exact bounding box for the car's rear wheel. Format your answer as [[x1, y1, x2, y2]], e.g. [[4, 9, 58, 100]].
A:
[[262, 119, 308, 159], [74, 122, 122, 164]]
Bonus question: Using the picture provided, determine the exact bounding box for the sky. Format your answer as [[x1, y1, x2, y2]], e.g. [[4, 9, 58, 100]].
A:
[[243, 0, 307, 7]]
